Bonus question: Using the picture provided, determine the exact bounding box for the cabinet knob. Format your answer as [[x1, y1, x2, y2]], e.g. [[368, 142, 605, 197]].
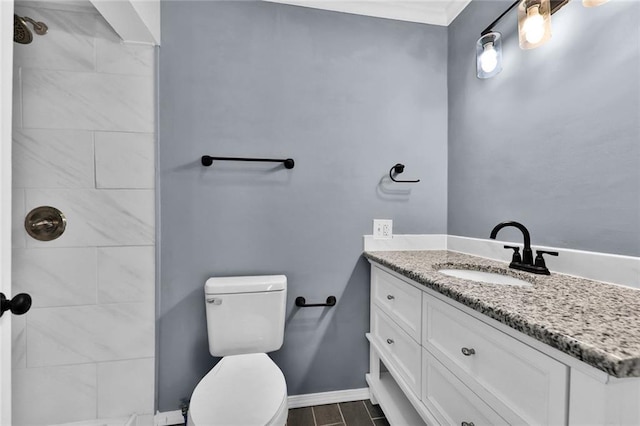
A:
[[386, 294, 395, 300], [462, 422, 475, 426], [386, 338, 394, 345], [461, 347, 476, 356]]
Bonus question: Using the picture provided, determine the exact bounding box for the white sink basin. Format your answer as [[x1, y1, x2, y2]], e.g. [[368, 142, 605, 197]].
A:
[[438, 269, 532, 287]]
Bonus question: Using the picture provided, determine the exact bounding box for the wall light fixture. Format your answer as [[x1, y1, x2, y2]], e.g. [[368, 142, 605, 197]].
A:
[[583, 0, 610, 7], [476, 32, 503, 79], [518, 0, 552, 49], [476, 0, 609, 79]]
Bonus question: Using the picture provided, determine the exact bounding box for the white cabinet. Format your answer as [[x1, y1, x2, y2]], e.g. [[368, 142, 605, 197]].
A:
[[371, 306, 422, 397], [423, 295, 568, 425], [422, 349, 508, 426], [367, 261, 640, 426], [371, 265, 423, 341], [368, 264, 569, 425]]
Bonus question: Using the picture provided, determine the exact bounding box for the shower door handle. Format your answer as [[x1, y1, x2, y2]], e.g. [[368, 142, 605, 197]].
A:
[[0, 292, 32, 317]]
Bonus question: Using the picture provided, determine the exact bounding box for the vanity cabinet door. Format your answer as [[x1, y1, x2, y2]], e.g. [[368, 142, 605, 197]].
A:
[[422, 348, 508, 426], [371, 266, 422, 342], [423, 294, 568, 425], [371, 305, 422, 398]]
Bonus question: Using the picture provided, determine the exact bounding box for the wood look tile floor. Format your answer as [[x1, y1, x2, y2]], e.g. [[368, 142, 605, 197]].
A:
[[287, 400, 388, 426], [172, 399, 388, 426]]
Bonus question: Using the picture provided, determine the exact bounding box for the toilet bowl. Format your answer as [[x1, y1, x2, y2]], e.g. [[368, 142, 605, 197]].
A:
[[187, 353, 287, 426], [188, 275, 288, 426]]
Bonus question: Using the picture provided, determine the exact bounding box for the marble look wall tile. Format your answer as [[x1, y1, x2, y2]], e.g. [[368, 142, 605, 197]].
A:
[[25, 189, 154, 247], [13, 128, 94, 188], [12, 315, 27, 370], [95, 16, 155, 76], [97, 358, 154, 418], [13, 6, 96, 72], [95, 132, 155, 189], [13, 248, 97, 308], [12, 363, 97, 425], [12, 67, 22, 129], [22, 69, 154, 132], [12, 188, 26, 249], [98, 246, 154, 303], [27, 302, 154, 367], [12, 5, 156, 424]]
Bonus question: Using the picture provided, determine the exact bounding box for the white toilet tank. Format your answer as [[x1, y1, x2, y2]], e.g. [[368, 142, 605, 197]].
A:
[[204, 275, 287, 357]]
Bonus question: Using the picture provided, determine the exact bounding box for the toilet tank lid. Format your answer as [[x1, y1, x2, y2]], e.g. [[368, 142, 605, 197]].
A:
[[205, 275, 287, 294]]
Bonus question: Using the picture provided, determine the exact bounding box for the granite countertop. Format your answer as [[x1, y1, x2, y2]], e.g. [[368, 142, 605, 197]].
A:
[[363, 250, 640, 378]]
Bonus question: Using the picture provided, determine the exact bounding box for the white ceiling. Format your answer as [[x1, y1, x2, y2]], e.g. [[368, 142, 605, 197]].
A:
[[265, 0, 472, 26], [15, 0, 97, 14], [17, 0, 472, 30]]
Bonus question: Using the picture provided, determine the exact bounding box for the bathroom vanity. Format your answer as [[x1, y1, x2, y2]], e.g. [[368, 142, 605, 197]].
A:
[[364, 250, 640, 425]]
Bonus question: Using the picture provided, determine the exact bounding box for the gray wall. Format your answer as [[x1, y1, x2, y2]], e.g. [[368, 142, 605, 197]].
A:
[[448, 0, 640, 256], [158, 1, 448, 411]]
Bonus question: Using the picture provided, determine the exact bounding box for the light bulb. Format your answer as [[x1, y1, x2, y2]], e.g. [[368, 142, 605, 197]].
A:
[[523, 5, 545, 44], [480, 43, 498, 73], [476, 32, 502, 79]]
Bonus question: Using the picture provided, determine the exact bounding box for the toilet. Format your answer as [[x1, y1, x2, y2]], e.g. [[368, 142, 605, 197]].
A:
[[187, 275, 288, 426]]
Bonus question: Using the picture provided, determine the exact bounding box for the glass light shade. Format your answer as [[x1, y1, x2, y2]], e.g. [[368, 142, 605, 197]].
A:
[[476, 32, 503, 79], [518, 0, 552, 49], [583, 0, 610, 6]]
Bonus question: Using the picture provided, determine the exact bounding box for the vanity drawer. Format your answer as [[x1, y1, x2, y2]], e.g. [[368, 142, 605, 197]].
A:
[[422, 294, 568, 425], [371, 266, 422, 341], [371, 305, 422, 398], [422, 348, 508, 426]]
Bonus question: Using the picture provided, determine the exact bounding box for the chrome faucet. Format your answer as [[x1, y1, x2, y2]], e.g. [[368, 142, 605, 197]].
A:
[[489, 221, 558, 275]]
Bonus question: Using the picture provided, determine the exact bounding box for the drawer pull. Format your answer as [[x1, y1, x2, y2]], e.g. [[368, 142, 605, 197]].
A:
[[386, 338, 394, 345], [461, 422, 475, 426], [386, 294, 395, 300], [461, 347, 476, 356]]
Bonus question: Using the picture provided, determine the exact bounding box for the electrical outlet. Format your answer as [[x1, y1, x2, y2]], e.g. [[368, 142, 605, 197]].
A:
[[373, 219, 393, 240]]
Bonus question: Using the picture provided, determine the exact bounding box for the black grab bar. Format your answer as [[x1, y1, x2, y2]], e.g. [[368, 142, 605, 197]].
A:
[[201, 156, 295, 169], [295, 296, 336, 307]]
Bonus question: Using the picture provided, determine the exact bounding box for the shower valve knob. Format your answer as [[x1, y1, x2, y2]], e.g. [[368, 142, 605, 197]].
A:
[[25, 206, 66, 241]]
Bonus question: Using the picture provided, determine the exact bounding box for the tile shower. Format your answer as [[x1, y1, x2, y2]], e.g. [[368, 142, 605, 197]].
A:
[[10, 3, 156, 425]]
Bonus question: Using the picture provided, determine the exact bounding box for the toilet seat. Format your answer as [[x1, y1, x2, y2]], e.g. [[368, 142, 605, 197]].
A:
[[188, 353, 288, 426]]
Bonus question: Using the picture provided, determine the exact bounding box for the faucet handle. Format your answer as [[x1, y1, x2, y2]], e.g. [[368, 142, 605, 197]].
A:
[[534, 250, 559, 268], [504, 245, 522, 263]]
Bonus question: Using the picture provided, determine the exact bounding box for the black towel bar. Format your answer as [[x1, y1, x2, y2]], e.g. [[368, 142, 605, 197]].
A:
[[201, 156, 295, 169], [295, 296, 336, 307]]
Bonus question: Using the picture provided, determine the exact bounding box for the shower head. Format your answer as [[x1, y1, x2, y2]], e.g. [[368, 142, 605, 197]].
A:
[[13, 15, 32, 44], [14, 14, 48, 44]]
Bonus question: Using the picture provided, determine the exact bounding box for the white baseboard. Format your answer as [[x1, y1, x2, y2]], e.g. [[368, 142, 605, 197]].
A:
[[155, 410, 184, 426], [136, 414, 155, 426], [154, 388, 371, 425], [51, 415, 137, 426], [287, 387, 371, 409]]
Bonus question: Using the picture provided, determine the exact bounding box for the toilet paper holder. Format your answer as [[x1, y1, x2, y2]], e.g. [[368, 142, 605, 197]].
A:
[[389, 163, 420, 183]]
